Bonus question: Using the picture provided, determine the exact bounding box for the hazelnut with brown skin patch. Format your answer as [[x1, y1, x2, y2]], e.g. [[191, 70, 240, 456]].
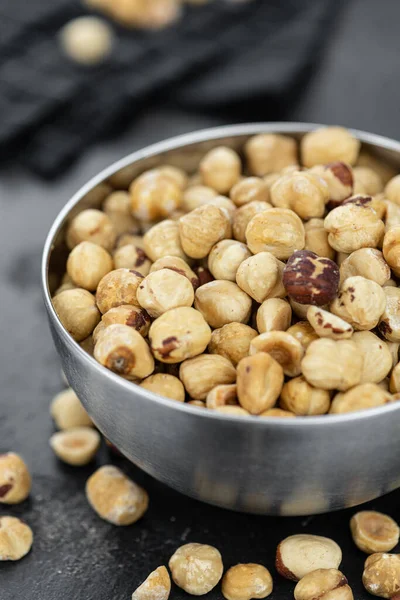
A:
[[350, 511, 400, 554], [94, 324, 154, 379], [150, 256, 199, 289], [276, 534, 342, 581], [0, 453, 31, 504], [179, 354, 236, 400], [378, 287, 400, 342], [53, 288, 101, 341], [324, 199, 385, 253], [208, 322, 257, 366], [294, 569, 353, 600], [310, 161, 354, 207], [66, 208, 116, 251], [245, 133, 298, 176], [307, 306, 353, 340], [362, 553, 400, 598], [96, 268, 144, 314], [93, 304, 151, 342], [330, 276, 387, 331], [113, 245, 151, 275], [283, 250, 340, 306], [130, 169, 182, 221], [233, 201, 272, 243], [237, 352, 284, 414]]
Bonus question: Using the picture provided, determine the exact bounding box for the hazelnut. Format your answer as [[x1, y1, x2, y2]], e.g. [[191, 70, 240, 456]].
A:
[[280, 376, 331, 416], [310, 161, 354, 205], [169, 543, 223, 595], [66, 208, 116, 251], [53, 288, 101, 341], [0, 516, 33, 561], [59, 16, 113, 65], [150, 256, 199, 289], [221, 563, 273, 600], [237, 352, 284, 414], [207, 195, 237, 221], [353, 166, 383, 195], [302, 338, 363, 391], [132, 566, 171, 600], [385, 174, 400, 205], [276, 534, 342, 581], [96, 268, 144, 313], [53, 280, 77, 296], [0, 453, 31, 504], [179, 354, 236, 400], [50, 427, 101, 466], [384, 279, 397, 287], [182, 185, 217, 212], [339, 248, 390, 286], [158, 165, 188, 190], [250, 331, 304, 377], [137, 269, 194, 318], [200, 146, 241, 194], [233, 201, 272, 243], [357, 150, 397, 185], [329, 383, 393, 414], [260, 408, 296, 418], [79, 335, 93, 356], [307, 306, 353, 340], [103, 191, 139, 236], [330, 276, 386, 331], [149, 307, 211, 363], [143, 219, 187, 262], [294, 569, 353, 600], [304, 218, 335, 260], [116, 233, 145, 249], [289, 298, 316, 320], [113, 245, 151, 275], [283, 250, 340, 306], [67, 241, 113, 291], [384, 200, 400, 231], [324, 200, 385, 253], [236, 252, 285, 303], [94, 324, 154, 379], [187, 400, 206, 408], [208, 240, 252, 282], [140, 373, 185, 402], [93, 304, 151, 342], [179, 204, 232, 259], [351, 511, 399, 554], [50, 388, 93, 430], [270, 170, 329, 219], [245, 133, 297, 176], [208, 322, 257, 366], [195, 281, 252, 328], [387, 341, 400, 368], [383, 226, 400, 276], [378, 287, 400, 342], [301, 127, 360, 167], [86, 465, 148, 526], [206, 384, 238, 409], [214, 406, 250, 417], [362, 552, 400, 598], [352, 331, 392, 384], [130, 169, 182, 221], [230, 177, 270, 207], [287, 321, 319, 350], [256, 298, 292, 333], [246, 208, 305, 259], [390, 362, 400, 393]]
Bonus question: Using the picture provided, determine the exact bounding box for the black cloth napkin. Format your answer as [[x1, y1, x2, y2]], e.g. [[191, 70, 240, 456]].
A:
[[0, 0, 342, 177]]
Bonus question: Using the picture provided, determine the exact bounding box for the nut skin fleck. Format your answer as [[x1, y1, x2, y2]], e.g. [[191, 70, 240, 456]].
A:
[[329, 161, 354, 188], [158, 336, 179, 358], [283, 250, 340, 306], [0, 484, 13, 498]]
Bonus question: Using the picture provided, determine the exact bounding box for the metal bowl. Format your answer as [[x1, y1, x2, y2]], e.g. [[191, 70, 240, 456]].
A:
[[42, 123, 400, 516]]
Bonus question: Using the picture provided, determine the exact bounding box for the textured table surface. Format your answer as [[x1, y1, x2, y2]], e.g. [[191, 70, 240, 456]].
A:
[[2, 0, 400, 598]]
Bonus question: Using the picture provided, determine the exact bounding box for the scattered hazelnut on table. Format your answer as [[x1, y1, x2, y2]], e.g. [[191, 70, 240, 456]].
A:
[[362, 552, 400, 598], [137, 269, 194, 318], [206, 384, 237, 409], [208, 240, 252, 281], [270, 170, 329, 219], [350, 511, 400, 554], [113, 245, 151, 275], [245, 133, 298, 176], [279, 376, 331, 416], [0, 516, 33, 561], [351, 331, 392, 384], [256, 298, 292, 334], [67, 241, 113, 291], [294, 568, 353, 600], [143, 219, 187, 262], [301, 126, 360, 167], [237, 352, 284, 414], [50, 427, 101, 466], [200, 146, 241, 194], [246, 207, 305, 259], [208, 322, 257, 366], [169, 542, 223, 595], [66, 208, 116, 251], [302, 338, 363, 391], [330, 275, 386, 331], [50, 388, 93, 429], [276, 533, 342, 581], [96, 268, 144, 313], [140, 373, 185, 402], [94, 324, 154, 379], [130, 169, 182, 221], [232, 201, 272, 243], [329, 383, 393, 414], [282, 250, 340, 306], [0, 453, 31, 504], [304, 218, 335, 260], [53, 288, 101, 341], [179, 204, 232, 259], [250, 331, 304, 377], [179, 354, 236, 400], [93, 304, 151, 342], [221, 563, 273, 600], [378, 287, 400, 342], [194, 280, 252, 328], [230, 177, 270, 206], [339, 248, 391, 286], [150, 255, 199, 289], [307, 306, 353, 340], [131, 566, 171, 600], [236, 252, 285, 303]]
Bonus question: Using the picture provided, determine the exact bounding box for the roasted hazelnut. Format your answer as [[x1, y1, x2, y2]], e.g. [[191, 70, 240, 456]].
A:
[[182, 185, 217, 212], [357, 150, 397, 185], [387, 341, 400, 368], [60, 16, 113, 65], [0, 453, 31, 504], [116, 233, 145, 249], [150, 255, 199, 289], [149, 307, 211, 363], [256, 298, 292, 333], [276, 534, 342, 581], [140, 373, 185, 402], [230, 177, 270, 207], [307, 306, 353, 340], [179, 354, 236, 400], [103, 191, 139, 236], [301, 127, 360, 167], [270, 170, 329, 220], [143, 219, 187, 262], [53, 288, 101, 341], [378, 287, 400, 342], [208, 240, 252, 282], [245, 133, 297, 176], [130, 169, 182, 221], [94, 324, 154, 379], [0, 516, 33, 561], [214, 406, 250, 417], [250, 331, 304, 377], [67, 241, 113, 291], [137, 269, 194, 318], [280, 376, 330, 416], [221, 563, 273, 600], [350, 511, 399, 554], [289, 298, 315, 320], [208, 322, 257, 366], [53, 280, 77, 296], [383, 226, 400, 276], [158, 165, 188, 189], [304, 218, 335, 260], [66, 208, 116, 251], [287, 321, 319, 350], [324, 200, 385, 253], [246, 208, 305, 259], [339, 248, 391, 286], [330, 276, 386, 331], [302, 338, 362, 391], [233, 201, 272, 243], [384, 200, 400, 231], [294, 569, 353, 600], [96, 268, 143, 313], [353, 166, 383, 195], [236, 252, 285, 303], [260, 408, 296, 418], [86, 465, 148, 526], [352, 331, 392, 384], [132, 566, 171, 600], [329, 383, 393, 414], [283, 250, 339, 306], [200, 146, 241, 194], [50, 427, 100, 466], [113, 245, 151, 275], [390, 362, 400, 393], [385, 175, 400, 205], [169, 543, 223, 595], [50, 387, 93, 430], [179, 204, 231, 259], [206, 384, 238, 409], [362, 552, 400, 598], [310, 161, 354, 205], [207, 195, 236, 221], [195, 281, 252, 328], [93, 304, 151, 342], [237, 352, 284, 414]]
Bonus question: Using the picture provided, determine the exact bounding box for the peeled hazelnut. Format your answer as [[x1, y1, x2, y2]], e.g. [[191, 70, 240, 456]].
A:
[[233, 201, 272, 243], [280, 376, 331, 416], [179, 204, 232, 259], [302, 338, 363, 391], [50, 388, 93, 430], [384, 200, 400, 230], [329, 384, 393, 414], [208, 322, 257, 366], [378, 287, 400, 342], [94, 324, 154, 379], [158, 165, 188, 189], [276, 534, 342, 581], [143, 219, 186, 262], [206, 384, 237, 409], [304, 218, 335, 260], [221, 563, 273, 600], [270, 170, 329, 219], [294, 569, 353, 600], [93, 304, 151, 342], [150, 256, 199, 289], [250, 331, 304, 377], [283, 250, 339, 306], [330, 276, 386, 331], [301, 126, 360, 167], [339, 248, 391, 286], [137, 269, 194, 318], [86, 465, 148, 526], [96, 268, 143, 314], [362, 552, 400, 598], [257, 298, 292, 333], [385, 174, 400, 205], [179, 354, 236, 400], [352, 331, 392, 384], [130, 169, 182, 221], [236, 252, 285, 303], [207, 195, 236, 221], [50, 427, 100, 466], [200, 146, 241, 194], [53, 288, 101, 341], [287, 321, 319, 350], [66, 208, 116, 251], [214, 406, 250, 417], [195, 281, 252, 328], [310, 161, 354, 205], [140, 373, 185, 402], [324, 200, 385, 253], [307, 306, 353, 340], [357, 150, 397, 185], [0, 516, 33, 561], [0, 453, 31, 504], [182, 185, 217, 212], [351, 511, 399, 554], [67, 241, 113, 291], [246, 208, 305, 259], [230, 177, 270, 207], [353, 166, 383, 195], [383, 226, 400, 276], [387, 341, 400, 368], [103, 191, 139, 236], [113, 245, 151, 275], [187, 400, 206, 408], [116, 233, 145, 249], [390, 362, 400, 393], [245, 133, 298, 176], [289, 298, 316, 320], [132, 566, 171, 600], [237, 352, 284, 414], [260, 408, 296, 418], [149, 307, 211, 363], [208, 240, 252, 282], [169, 543, 223, 595]]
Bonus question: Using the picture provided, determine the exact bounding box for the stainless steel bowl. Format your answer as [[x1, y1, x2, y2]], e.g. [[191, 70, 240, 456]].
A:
[[42, 123, 400, 516]]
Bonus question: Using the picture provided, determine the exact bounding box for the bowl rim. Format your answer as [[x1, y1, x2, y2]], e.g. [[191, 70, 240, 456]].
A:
[[42, 121, 400, 427]]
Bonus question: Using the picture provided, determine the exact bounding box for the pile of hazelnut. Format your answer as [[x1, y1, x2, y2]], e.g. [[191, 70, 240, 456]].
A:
[[52, 126, 400, 418]]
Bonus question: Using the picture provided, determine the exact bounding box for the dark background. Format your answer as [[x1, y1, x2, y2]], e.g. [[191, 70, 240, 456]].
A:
[[1, 0, 400, 598]]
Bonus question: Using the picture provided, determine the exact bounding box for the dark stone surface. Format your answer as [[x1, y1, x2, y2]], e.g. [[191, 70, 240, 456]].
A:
[[2, 0, 400, 598]]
